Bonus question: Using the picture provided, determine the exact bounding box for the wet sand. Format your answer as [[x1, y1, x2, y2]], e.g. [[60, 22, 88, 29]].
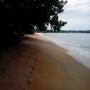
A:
[[0, 34, 90, 90]]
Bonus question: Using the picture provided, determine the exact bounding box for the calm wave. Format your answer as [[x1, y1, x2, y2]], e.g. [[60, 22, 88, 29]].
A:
[[43, 33, 90, 68]]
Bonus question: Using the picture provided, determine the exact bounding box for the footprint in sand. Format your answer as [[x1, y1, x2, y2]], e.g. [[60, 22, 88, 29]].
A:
[[30, 71, 33, 76], [26, 78, 32, 88], [25, 74, 33, 88], [31, 65, 34, 70], [26, 65, 34, 86]]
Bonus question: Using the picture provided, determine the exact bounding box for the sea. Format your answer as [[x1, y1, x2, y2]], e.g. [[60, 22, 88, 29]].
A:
[[42, 33, 90, 69]]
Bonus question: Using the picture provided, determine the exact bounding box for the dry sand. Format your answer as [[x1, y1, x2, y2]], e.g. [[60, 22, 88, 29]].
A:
[[0, 34, 90, 90]]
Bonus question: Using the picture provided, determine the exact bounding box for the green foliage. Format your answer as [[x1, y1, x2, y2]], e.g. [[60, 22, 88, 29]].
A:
[[0, 0, 67, 48], [0, 0, 67, 32]]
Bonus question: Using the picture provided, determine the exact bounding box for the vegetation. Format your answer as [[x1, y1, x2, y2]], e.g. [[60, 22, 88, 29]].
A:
[[60, 30, 90, 33], [42, 30, 90, 33], [0, 0, 67, 48]]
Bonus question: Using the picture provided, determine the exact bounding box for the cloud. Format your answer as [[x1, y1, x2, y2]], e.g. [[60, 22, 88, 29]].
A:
[[59, 0, 90, 30], [64, 0, 90, 14]]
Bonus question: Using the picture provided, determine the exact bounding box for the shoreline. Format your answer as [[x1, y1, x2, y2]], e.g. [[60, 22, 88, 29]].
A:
[[40, 33, 90, 69], [0, 34, 90, 90]]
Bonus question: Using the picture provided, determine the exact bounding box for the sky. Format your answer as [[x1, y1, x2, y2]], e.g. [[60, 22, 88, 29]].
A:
[[59, 0, 90, 30]]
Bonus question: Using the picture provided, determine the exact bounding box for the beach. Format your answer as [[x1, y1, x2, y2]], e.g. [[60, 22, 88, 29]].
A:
[[0, 33, 90, 90]]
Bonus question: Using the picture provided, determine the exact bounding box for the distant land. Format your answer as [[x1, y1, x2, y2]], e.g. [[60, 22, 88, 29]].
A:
[[40, 30, 90, 33]]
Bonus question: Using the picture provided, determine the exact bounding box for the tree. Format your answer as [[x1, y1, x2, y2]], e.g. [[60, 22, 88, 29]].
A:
[[0, 0, 67, 48]]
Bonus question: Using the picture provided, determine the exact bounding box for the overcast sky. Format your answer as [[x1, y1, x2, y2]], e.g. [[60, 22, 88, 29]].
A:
[[59, 0, 90, 30]]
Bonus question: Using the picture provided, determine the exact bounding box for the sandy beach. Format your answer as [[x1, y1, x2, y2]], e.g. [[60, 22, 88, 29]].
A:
[[0, 34, 90, 90]]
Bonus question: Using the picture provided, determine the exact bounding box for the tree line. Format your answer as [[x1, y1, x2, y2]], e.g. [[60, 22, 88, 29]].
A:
[[0, 0, 67, 49]]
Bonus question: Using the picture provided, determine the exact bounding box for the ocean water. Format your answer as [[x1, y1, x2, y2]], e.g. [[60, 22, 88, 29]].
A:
[[43, 33, 90, 69]]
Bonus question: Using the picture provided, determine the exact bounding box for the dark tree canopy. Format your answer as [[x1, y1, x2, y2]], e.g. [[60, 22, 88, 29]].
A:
[[0, 0, 67, 48]]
